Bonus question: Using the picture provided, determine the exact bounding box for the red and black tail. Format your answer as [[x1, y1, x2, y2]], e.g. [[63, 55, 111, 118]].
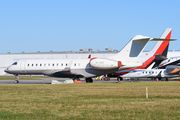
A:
[[138, 28, 172, 69]]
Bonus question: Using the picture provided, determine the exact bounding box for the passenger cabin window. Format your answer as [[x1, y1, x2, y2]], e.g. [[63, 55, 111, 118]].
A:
[[27, 64, 29, 66], [52, 64, 54, 66], [40, 64, 42, 66], [32, 64, 33, 66], [48, 64, 50, 66], [36, 64, 38, 66], [61, 63, 63, 66], [74, 63, 76, 66], [57, 64, 58, 66], [66, 64, 68, 66], [44, 64, 46, 66], [12, 62, 17, 65]]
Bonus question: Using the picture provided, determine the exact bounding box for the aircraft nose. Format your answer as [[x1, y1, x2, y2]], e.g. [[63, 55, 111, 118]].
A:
[[4, 68, 9, 73]]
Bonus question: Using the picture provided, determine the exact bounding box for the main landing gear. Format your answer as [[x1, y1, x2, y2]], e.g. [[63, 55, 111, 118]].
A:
[[156, 77, 168, 81], [14, 74, 19, 84], [117, 76, 123, 82], [101, 75, 110, 81], [85, 78, 93, 83], [73, 76, 93, 83]]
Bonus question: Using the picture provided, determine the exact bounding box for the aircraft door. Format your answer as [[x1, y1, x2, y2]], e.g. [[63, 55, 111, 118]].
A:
[[20, 60, 26, 73]]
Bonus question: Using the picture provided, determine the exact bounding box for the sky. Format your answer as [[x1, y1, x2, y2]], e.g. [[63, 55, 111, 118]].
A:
[[0, 0, 180, 53]]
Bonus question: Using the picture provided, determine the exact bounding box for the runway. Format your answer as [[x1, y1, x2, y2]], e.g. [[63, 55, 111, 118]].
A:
[[0, 77, 175, 85], [0, 78, 119, 85]]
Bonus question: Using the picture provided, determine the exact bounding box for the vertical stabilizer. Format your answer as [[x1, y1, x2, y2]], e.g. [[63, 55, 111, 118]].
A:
[[150, 28, 172, 57], [146, 62, 156, 70], [108, 35, 150, 63], [134, 28, 172, 69]]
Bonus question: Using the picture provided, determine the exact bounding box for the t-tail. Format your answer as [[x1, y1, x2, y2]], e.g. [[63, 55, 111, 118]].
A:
[[139, 28, 172, 69], [107, 32, 174, 70], [149, 28, 172, 58], [108, 35, 150, 63]]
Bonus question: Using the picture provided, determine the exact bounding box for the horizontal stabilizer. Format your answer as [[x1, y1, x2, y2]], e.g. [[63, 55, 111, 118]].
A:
[[132, 35, 176, 41], [154, 55, 167, 61], [132, 35, 152, 41], [150, 38, 176, 41]]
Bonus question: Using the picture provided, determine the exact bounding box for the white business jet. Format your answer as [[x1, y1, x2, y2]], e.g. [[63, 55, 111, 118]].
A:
[[121, 63, 180, 81], [5, 33, 174, 83]]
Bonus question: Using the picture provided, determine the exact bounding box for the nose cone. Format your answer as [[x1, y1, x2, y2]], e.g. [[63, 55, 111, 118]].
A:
[[4, 68, 10, 73]]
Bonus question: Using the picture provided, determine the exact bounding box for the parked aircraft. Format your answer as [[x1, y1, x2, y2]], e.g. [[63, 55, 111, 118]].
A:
[[158, 56, 180, 69], [5, 32, 174, 83], [121, 64, 180, 81], [106, 28, 173, 80]]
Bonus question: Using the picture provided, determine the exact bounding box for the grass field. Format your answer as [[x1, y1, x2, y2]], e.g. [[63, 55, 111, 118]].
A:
[[0, 82, 180, 119], [0, 76, 51, 80]]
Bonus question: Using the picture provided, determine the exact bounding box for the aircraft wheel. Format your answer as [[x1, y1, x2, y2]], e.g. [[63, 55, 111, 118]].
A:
[[158, 77, 161, 81], [85, 78, 93, 83], [165, 78, 168, 81], [14, 80, 19, 84]]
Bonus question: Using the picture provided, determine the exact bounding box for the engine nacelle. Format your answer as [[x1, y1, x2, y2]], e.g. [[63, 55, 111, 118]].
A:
[[166, 65, 180, 74], [89, 58, 122, 69]]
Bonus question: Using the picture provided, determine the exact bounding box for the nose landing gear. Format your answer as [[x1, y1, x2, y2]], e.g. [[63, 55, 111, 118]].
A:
[[14, 74, 19, 84]]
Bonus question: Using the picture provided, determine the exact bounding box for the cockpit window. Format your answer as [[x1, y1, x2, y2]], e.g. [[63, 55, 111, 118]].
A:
[[12, 62, 17, 65]]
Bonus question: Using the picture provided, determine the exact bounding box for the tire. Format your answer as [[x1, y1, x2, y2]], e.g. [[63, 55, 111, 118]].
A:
[[85, 78, 93, 83], [14, 80, 19, 84]]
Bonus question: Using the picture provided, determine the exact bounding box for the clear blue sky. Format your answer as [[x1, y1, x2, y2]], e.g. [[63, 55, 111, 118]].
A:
[[0, 0, 180, 53]]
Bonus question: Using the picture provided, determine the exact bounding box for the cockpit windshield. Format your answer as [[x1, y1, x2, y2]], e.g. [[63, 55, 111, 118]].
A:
[[12, 62, 17, 65]]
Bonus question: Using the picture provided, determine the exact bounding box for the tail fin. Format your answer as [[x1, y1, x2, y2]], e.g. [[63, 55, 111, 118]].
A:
[[108, 35, 151, 63], [150, 28, 172, 57], [147, 62, 156, 70], [108, 33, 173, 64], [137, 28, 172, 69]]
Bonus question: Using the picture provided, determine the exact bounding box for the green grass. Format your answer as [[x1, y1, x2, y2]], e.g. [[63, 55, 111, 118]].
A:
[[0, 76, 52, 80], [0, 82, 180, 119]]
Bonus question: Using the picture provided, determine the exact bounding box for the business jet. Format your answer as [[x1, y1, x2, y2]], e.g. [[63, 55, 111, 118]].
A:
[[106, 28, 173, 81], [121, 63, 180, 81], [5, 32, 174, 83], [158, 56, 180, 69]]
